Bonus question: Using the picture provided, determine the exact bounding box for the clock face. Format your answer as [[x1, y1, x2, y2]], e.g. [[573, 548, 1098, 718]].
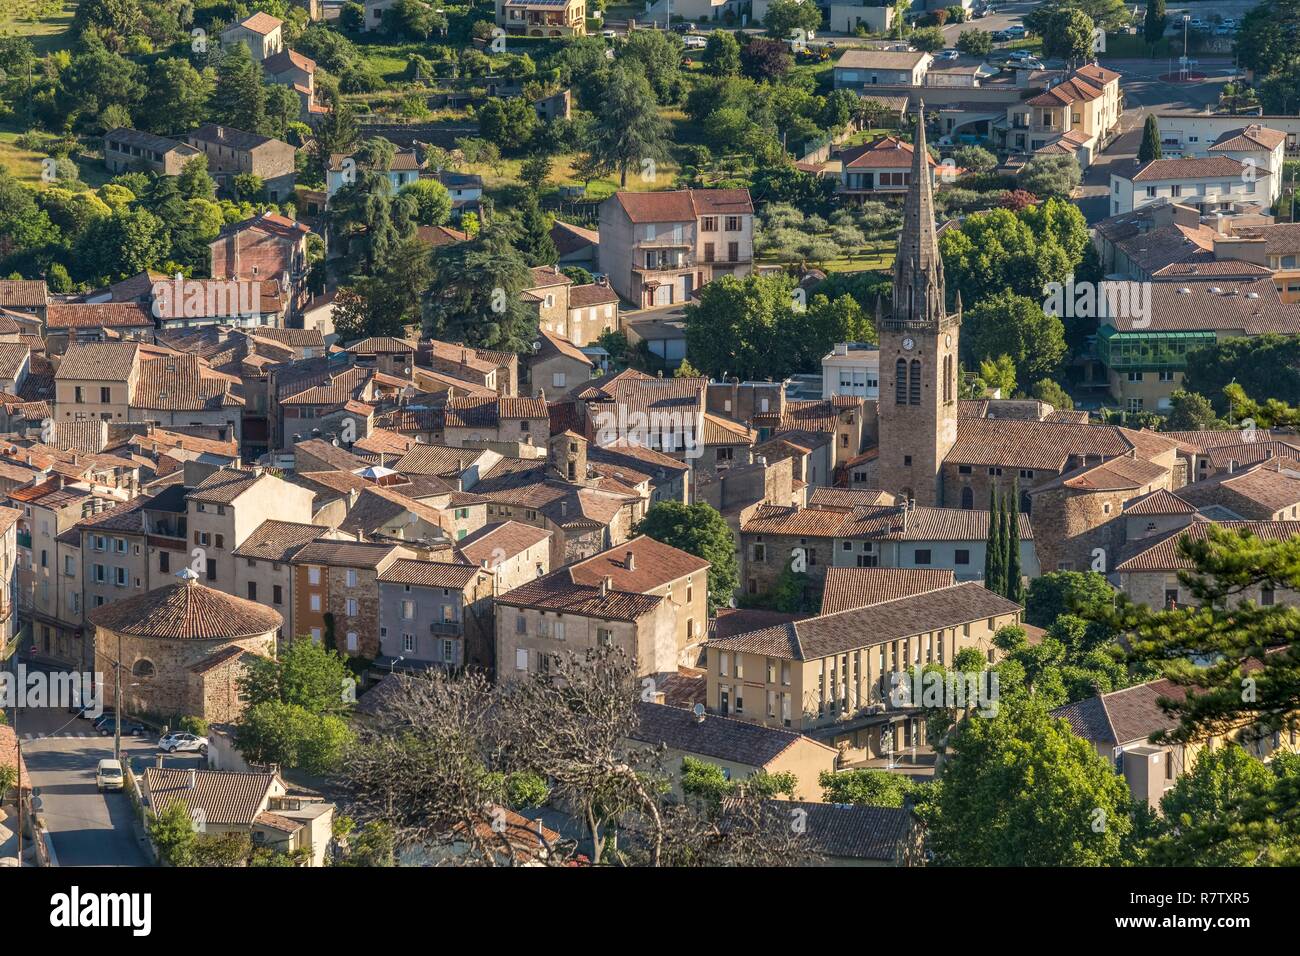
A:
[[902, 337, 915, 351], [945, 334, 953, 348]]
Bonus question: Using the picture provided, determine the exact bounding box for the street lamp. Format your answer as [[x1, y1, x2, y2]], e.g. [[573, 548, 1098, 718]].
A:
[[1182, 14, 1190, 80]]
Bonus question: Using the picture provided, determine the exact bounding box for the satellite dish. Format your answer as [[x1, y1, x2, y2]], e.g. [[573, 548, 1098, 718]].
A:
[[692, 702, 705, 718], [532, 340, 542, 352]]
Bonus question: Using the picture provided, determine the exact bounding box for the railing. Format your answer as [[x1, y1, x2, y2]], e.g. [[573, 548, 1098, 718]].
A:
[[430, 621, 462, 636]]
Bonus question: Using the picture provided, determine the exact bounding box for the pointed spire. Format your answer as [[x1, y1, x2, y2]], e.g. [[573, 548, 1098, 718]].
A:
[[890, 99, 946, 328]]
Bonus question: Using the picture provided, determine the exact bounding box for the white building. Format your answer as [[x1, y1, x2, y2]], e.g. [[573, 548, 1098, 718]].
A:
[[1153, 121, 1287, 208], [1109, 156, 1271, 218], [822, 342, 880, 400]]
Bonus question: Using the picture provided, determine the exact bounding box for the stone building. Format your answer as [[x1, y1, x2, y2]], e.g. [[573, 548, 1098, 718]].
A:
[[376, 559, 496, 672], [289, 539, 409, 658], [89, 568, 280, 722]]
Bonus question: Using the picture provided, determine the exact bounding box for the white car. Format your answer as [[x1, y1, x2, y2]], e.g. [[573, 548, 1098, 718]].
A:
[[96, 758, 124, 793], [1008, 49, 1034, 60], [159, 732, 208, 754], [602, 29, 617, 39], [936, 49, 960, 61], [683, 35, 707, 49]]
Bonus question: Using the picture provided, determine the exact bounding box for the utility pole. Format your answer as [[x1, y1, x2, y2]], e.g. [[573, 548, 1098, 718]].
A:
[[114, 630, 122, 763]]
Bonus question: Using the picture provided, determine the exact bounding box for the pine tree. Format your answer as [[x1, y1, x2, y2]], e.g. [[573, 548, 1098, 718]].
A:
[[1006, 482, 1023, 603], [518, 192, 557, 266], [1138, 113, 1162, 166], [211, 41, 267, 135], [984, 484, 1005, 596], [1143, 0, 1166, 47]]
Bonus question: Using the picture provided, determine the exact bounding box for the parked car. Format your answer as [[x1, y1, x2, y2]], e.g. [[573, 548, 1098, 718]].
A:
[[1005, 24, 1026, 37], [96, 759, 124, 793], [992, 30, 1011, 41], [100, 718, 147, 737], [683, 34, 706, 49], [90, 713, 118, 732], [1008, 49, 1034, 60], [936, 49, 960, 61], [159, 732, 208, 754], [602, 29, 617, 39]]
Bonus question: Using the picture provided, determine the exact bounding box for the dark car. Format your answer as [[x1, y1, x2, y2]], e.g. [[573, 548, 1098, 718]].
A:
[[672, 22, 694, 33], [100, 718, 147, 737]]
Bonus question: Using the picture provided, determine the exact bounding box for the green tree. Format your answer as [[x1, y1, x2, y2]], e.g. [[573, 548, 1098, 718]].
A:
[[635, 501, 739, 613], [763, 0, 823, 38], [478, 97, 537, 152], [919, 695, 1138, 865], [910, 26, 947, 52], [1143, 0, 1166, 45], [423, 222, 538, 353], [240, 636, 354, 715], [328, 138, 418, 279], [76, 207, 170, 282], [517, 192, 557, 266], [1184, 334, 1300, 413], [977, 354, 1017, 396], [681, 756, 798, 807], [149, 800, 198, 866], [587, 62, 669, 187], [956, 28, 993, 56], [211, 42, 267, 135], [1138, 113, 1162, 165], [177, 156, 216, 201], [1025, 570, 1114, 629], [1017, 154, 1081, 200], [142, 57, 212, 134], [984, 483, 1006, 596], [704, 30, 742, 77], [963, 291, 1067, 385], [819, 768, 917, 807], [620, 29, 685, 104], [1030, 378, 1073, 410], [235, 700, 354, 773], [311, 90, 360, 187], [399, 178, 452, 226], [1006, 483, 1023, 603], [1163, 389, 1221, 430], [684, 272, 802, 380]]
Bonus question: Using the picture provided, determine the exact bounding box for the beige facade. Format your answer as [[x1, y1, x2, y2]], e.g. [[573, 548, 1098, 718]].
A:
[[188, 472, 315, 593]]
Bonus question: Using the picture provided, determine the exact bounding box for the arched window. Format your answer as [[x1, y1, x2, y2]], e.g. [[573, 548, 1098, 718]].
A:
[[909, 359, 922, 405], [943, 354, 953, 403], [960, 486, 974, 510], [895, 358, 907, 405], [132, 659, 155, 679]]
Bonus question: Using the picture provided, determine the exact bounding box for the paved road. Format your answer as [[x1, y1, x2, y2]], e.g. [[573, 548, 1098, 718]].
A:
[[5, 659, 205, 867], [1077, 56, 1231, 222]]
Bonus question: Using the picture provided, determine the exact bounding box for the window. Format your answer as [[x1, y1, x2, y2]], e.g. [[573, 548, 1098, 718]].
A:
[[402, 600, 415, 620], [214, 534, 224, 550], [310, 627, 322, 643], [403, 633, 415, 653], [346, 632, 358, 652], [205, 558, 216, 581], [895, 358, 907, 404], [346, 569, 358, 588], [955, 549, 970, 565], [346, 598, 358, 617], [960, 486, 974, 509], [914, 549, 931, 565], [247, 582, 257, 601], [725, 215, 741, 232], [273, 584, 282, 604], [132, 660, 155, 678], [553, 620, 566, 641], [552, 372, 567, 388], [515, 648, 528, 671], [1262, 586, 1276, 606], [308, 566, 321, 585], [310, 594, 321, 611]]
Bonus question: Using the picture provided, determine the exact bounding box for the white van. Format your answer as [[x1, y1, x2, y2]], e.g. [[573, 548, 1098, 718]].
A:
[[96, 758, 124, 793]]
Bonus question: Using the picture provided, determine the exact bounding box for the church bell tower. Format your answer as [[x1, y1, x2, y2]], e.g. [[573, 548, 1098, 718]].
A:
[[876, 102, 961, 507]]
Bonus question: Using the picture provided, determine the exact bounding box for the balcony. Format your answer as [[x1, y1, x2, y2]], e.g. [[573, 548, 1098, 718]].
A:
[[430, 621, 462, 636], [16, 531, 31, 549]]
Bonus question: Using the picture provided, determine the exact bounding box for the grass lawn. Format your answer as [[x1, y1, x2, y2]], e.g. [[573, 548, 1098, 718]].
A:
[[0, 0, 76, 55], [0, 129, 47, 184]]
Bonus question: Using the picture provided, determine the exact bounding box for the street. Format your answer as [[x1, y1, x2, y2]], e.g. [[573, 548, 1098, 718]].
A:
[[5, 659, 205, 867]]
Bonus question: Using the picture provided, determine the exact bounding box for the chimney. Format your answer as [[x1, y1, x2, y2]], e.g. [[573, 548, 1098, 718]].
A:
[[155, 754, 164, 768], [624, 549, 635, 572], [600, 576, 610, 597]]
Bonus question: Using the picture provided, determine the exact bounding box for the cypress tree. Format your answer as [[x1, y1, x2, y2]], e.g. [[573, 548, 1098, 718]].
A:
[[1006, 482, 1023, 603], [985, 484, 1005, 596]]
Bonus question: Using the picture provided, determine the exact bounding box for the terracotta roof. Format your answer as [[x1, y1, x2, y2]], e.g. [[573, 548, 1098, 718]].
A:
[[47, 302, 153, 330], [88, 578, 283, 640], [233, 520, 329, 561], [0, 343, 29, 380], [1231, 222, 1300, 258], [444, 395, 548, 429], [550, 219, 599, 256], [741, 503, 1033, 541], [819, 567, 956, 614], [415, 224, 469, 247], [377, 557, 482, 589], [841, 136, 938, 170], [0, 504, 21, 536], [455, 520, 551, 567], [806, 488, 897, 509], [345, 336, 415, 355], [291, 539, 403, 569], [0, 279, 48, 308], [1129, 156, 1265, 182], [1209, 124, 1287, 152], [948, 417, 1144, 472], [1025, 73, 1104, 107], [230, 11, 282, 34], [188, 468, 265, 505], [630, 701, 833, 767], [566, 535, 709, 592], [451, 805, 562, 862], [611, 188, 752, 224], [701, 412, 756, 446], [54, 342, 139, 381], [568, 283, 619, 308], [711, 608, 806, 640], [145, 768, 279, 826], [1052, 678, 1186, 746], [261, 48, 315, 74], [338, 485, 448, 536], [750, 799, 909, 862], [1181, 464, 1300, 517], [132, 355, 243, 411], [1103, 277, 1300, 335], [835, 49, 928, 70], [708, 582, 1022, 660], [1035, 455, 1169, 493], [1115, 519, 1300, 571], [393, 443, 482, 476], [1123, 488, 1197, 516]]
